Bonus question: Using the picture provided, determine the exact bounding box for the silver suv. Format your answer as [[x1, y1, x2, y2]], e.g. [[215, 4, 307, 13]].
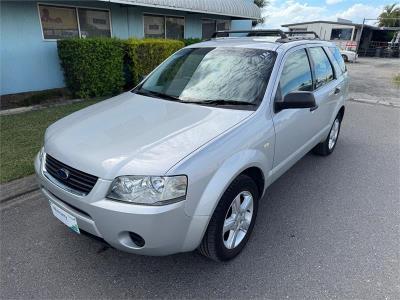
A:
[[35, 30, 348, 261]]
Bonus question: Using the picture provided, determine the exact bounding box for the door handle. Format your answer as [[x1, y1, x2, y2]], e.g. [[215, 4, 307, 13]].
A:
[[334, 87, 341, 95]]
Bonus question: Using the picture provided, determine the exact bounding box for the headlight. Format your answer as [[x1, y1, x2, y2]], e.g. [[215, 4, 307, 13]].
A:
[[107, 175, 187, 205]]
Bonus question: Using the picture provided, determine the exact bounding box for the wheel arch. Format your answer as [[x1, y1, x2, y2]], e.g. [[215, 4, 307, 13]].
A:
[[338, 105, 345, 121], [188, 149, 270, 218], [241, 167, 265, 198], [183, 162, 267, 252]]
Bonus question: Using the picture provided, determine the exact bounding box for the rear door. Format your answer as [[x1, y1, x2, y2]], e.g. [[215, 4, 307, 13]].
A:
[[307, 46, 341, 134], [327, 46, 349, 105]]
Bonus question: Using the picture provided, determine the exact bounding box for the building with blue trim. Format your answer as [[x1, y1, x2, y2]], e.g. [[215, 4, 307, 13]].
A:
[[0, 0, 260, 96]]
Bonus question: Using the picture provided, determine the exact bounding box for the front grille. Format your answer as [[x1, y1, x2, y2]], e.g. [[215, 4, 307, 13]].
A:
[[45, 154, 98, 195]]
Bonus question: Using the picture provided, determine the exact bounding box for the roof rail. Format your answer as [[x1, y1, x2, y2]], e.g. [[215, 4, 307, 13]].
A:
[[212, 30, 288, 39], [284, 31, 320, 39]]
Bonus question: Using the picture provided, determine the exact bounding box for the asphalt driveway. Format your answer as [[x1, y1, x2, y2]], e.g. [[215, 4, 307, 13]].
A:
[[1, 101, 399, 299], [347, 57, 400, 106]]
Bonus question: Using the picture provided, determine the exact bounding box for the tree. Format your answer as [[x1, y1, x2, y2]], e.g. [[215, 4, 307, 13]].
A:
[[377, 4, 400, 27], [253, 0, 269, 26], [254, 0, 268, 8]]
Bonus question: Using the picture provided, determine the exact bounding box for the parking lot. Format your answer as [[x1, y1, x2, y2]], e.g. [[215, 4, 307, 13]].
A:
[[347, 57, 400, 106], [1, 59, 399, 299]]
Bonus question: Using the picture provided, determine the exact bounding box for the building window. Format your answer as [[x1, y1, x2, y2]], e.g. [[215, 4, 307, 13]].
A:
[[144, 14, 184, 39], [166, 17, 184, 39], [39, 5, 79, 39], [202, 19, 231, 39], [78, 8, 111, 38], [38, 4, 111, 40], [202, 19, 216, 39], [144, 15, 165, 38], [330, 28, 353, 40], [290, 28, 307, 32], [216, 20, 230, 31]]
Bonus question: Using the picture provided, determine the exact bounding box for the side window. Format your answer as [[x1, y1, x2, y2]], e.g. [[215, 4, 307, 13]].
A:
[[278, 49, 313, 99], [328, 46, 347, 74], [309, 47, 334, 89]]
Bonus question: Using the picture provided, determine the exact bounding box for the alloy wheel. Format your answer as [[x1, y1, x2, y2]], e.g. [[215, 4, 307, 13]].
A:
[[328, 118, 340, 150], [222, 191, 254, 249]]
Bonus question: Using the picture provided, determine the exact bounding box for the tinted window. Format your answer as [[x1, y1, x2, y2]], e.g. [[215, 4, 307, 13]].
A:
[[279, 49, 313, 98], [329, 46, 347, 74], [136, 48, 276, 107], [39, 5, 79, 39], [78, 8, 111, 38], [166, 17, 184, 39], [144, 15, 165, 38], [202, 19, 216, 39], [217, 20, 230, 31], [309, 47, 334, 89], [38, 5, 111, 40], [331, 28, 352, 40], [202, 19, 231, 38]]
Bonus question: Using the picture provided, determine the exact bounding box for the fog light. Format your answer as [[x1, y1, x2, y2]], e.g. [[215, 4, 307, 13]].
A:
[[129, 232, 145, 247]]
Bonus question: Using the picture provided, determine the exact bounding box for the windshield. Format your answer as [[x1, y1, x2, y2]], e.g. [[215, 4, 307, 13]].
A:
[[133, 47, 276, 109]]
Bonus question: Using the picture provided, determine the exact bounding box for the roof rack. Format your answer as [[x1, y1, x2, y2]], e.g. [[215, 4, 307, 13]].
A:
[[284, 31, 320, 39], [212, 30, 288, 39], [211, 30, 323, 44]]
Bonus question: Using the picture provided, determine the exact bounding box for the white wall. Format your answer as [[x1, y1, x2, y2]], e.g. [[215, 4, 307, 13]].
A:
[[286, 23, 356, 41]]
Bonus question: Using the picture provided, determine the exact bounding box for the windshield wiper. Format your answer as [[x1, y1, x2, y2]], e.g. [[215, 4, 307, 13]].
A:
[[194, 100, 256, 106], [135, 90, 256, 107], [135, 88, 181, 102]]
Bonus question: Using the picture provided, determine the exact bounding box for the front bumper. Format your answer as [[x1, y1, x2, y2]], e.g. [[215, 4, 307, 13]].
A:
[[34, 154, 209, 256]]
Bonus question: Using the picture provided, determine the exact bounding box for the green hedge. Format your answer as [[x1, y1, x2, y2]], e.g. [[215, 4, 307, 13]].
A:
[[58, 38, 125, 99], [58, 38, 186, 97], [126, 38, 185, 86], [183, 38, 203, 46]]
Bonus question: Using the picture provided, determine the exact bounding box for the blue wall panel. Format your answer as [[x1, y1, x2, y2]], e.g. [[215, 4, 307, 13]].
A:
[[0, 1, 253, 95], [1, 1, 65, 95], [0, 1, 128, 95]]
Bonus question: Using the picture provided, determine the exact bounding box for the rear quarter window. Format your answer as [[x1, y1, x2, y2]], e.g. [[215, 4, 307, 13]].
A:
[[308, 47, 334, 89], [328, 47, 347, 74]]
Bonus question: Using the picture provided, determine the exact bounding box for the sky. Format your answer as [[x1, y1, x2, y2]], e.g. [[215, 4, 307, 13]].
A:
[[257, 0, 394, 28]]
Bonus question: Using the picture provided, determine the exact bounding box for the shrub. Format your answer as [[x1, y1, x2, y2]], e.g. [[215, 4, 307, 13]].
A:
[[183, 38, 203, 46], [58, 38, 125, 99], [126, 38, 185, 86]]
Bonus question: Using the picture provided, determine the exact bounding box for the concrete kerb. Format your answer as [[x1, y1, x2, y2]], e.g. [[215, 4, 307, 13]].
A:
[[0, 175, 39, 204], [0, 99, 84, 116]]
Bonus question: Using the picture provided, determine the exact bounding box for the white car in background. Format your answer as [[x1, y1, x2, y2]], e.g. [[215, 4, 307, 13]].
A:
[[340, 49, 358, 62]]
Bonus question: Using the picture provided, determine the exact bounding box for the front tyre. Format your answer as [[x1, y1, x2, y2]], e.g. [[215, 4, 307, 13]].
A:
[[198, 174, 259, 261], [313, 114, 342, 156]]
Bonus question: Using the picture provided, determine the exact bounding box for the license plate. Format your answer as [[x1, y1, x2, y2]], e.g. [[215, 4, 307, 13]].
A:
[[49, 201, 80, 234]]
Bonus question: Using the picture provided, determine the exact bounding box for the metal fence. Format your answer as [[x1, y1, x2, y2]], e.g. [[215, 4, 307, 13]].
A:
[[358, 41, 400, 58], [331, 40, 399, 58]]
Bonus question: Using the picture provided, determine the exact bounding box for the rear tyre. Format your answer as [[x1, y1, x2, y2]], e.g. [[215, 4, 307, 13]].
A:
[[198, 174, 259, 261], [313, 114, 342, 156], [342, 54, 349, 62]]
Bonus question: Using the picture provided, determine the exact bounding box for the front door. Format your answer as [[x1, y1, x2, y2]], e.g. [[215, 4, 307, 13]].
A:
[[271, 47, 317, 177]]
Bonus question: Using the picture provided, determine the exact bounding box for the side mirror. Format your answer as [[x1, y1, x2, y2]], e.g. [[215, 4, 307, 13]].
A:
[[275, 91, 317, 111]]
